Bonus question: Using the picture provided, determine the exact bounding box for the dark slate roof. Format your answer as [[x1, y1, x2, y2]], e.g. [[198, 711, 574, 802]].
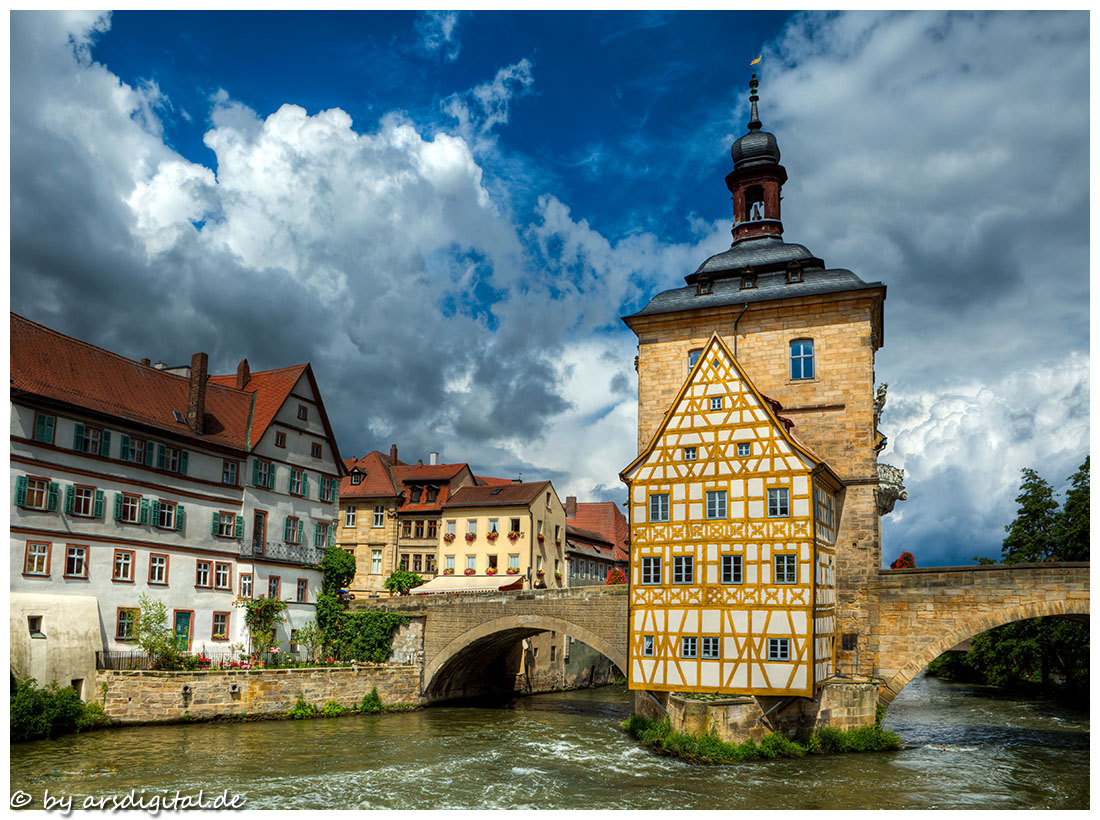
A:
[[624, 267, 884, 321], [691, 236, 821, 278]]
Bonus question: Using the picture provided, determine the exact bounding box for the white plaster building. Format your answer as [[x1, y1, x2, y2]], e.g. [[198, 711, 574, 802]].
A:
[[10, 313, 344, 695]]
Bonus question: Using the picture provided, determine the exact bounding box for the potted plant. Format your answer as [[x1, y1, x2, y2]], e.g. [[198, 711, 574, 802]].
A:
[[535, 569, 545, 578], [464, 532, 477, 543], [506, 567, 519, 575], [463, 568, 476, 576], [554, 571, 563, 582], [605, 567, 627, 585], [507, 530, 522, 542], [486, 567, 497, 576], [537, 534, 545, 545], [555, 538, 562, 547], [443, 567, 455, 575], [486, 530, 499, 542], [890, 551, 916, 569], [443, 532, 456, 544]]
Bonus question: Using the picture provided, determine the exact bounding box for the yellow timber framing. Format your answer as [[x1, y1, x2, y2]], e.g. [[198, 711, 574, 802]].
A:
[[621, 332, 843, 698]]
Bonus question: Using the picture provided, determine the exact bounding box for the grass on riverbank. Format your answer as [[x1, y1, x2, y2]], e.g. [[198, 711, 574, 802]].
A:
[[622, 714, 901, 764]]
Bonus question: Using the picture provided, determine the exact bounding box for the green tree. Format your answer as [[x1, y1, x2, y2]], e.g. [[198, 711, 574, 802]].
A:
[[1052, 457, 1089, 561], [320, 545, 356, 594], [135, 594, 182, 669], [236, 596, 289, 656], [1001, 468, 1059, 563], [383, 568, 423, 596]]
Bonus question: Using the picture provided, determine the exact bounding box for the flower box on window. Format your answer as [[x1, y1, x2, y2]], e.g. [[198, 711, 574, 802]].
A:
[[463, 568, 476, 576], [535, 569, 545, 577], [507, 531, 522, 542], [443, 533, 456, 543], [443, 567, 455, 575], [486, 531, 499, 542], [506, 567, 519, 575], [555, 539, 562, 547], [537, 534, 545, 544], [464, 532, 476, 543], [486, 567, 497, 576]]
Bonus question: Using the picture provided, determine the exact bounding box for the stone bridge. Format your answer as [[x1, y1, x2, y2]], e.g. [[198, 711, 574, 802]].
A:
[[357, 563, 1087, 704]]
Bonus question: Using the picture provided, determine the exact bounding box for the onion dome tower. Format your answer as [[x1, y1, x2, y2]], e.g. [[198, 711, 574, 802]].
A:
[[727, 72, 786, 243]]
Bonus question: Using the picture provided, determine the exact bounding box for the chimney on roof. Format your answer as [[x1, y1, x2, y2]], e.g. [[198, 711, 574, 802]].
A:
[[141, 358, 150, 366], [187, 352, 209, 435], [512, 472, 523, 484], [390, 444, 398, 462], [417, 459, 423, 466], [429, 451, 439, 465], [235, 358, 250, 390], [153, 361, 167, 370], [566, 496, 577, 518]]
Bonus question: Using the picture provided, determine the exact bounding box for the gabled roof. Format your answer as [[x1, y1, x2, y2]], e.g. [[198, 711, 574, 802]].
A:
[[208, 363, 302, 448], [567, 501, 630, 562], [339, 451, 399, 498], [12, 313, 253, 450], [475, 475, 514, 486], [620, 332, 841, 488], [396, 463, 468, 483], [392, 462, 474, 513], [444, 480, 554, 509]]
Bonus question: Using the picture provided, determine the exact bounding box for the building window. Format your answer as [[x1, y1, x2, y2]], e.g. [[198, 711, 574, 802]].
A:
[[215, 511, 237, 538], [346, 506, 357, 527], [509, 518, 521, 534], [706, 490, 727, 520], [314, 522, 332, 548], [687, 349, 703, 370], [413, 554, 423, 572], [426, 486, 439, 503], [790, 339, 814, 380], [373, 505, 385, 527], [268, 576, 281, 599], [649, 493, 670, 523], [371, 549, 383, 574], [311, 443, 322, 459], [17, 476, 55, 510], [297, 405, 308, 421], [116, 609, 138, 641], [351, 472, 362, 485], [253, 511, 267, 551], [672, 555, 694, 584], [64, 545, 88, 579], [721, 554, 743, 585], [69, 486, 96, 517], [289, 468, 303, 496], [73, 423, 104, 455], [121, 435, 146, 465], [710, 397, 723, 411], [427, 520, 438, 538], [254, 459, 273, 489], [214, 562, 231, 590], [775, 554, 797, 584], [683, 446, 697, 461], [33, 412, 56, 444], [212, 612, 229, 641], [467, 520, 477, 536], [737, 442, 752, 458], [768, 638, 790, 661], [158, 444, 185, 474], [195, 560, 211, 588], [154, 500, 182, 531], [296, 579, 308, 603], [642, 635, 655, 657], [641, 556, 661, 585], [681, 636, 697, 659], [445, 555, 455, 571], [112, 550, 134, 583], [24, 542, 50, 577], [149, 554, 168, 585], [275, 431, 287, 448], [409, 486, 422, 503], [222, 461, 239, 486], [768, 487, 790, 518], [284, 517, 301, 544], [239, 573, 253, 599], [466, 555, 476, 572], [701, 636, 720, 659], [414, 520, 425, 539], [116, 492, 142, 524]]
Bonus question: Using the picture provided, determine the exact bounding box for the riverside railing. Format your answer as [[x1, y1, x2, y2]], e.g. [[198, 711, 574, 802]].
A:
[[96, 650, 309, 671], [239, 540, 326, 566]]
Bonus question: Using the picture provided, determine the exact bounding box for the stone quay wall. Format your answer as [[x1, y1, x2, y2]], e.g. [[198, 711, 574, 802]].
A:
[[96, 664, 423, 724]]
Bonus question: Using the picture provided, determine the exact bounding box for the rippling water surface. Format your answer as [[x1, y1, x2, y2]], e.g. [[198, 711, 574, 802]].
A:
[[10, 675, 1088, 810]]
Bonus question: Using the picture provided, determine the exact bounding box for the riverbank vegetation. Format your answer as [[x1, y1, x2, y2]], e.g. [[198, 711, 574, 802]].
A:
[[10, 677, 109, 742], [622, 714, 901, 764], [926, 458, 1089, 703]]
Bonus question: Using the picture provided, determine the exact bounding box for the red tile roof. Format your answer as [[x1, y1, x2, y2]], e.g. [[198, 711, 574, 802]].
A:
[[396, 463, 468, 483], [392, 463, 474, 513], [208, 363, 306, 449], [475, 475, 514, 486], [339, 451, 399, 498], [444, 481, 553, 509], [567, 501, 630, 562]]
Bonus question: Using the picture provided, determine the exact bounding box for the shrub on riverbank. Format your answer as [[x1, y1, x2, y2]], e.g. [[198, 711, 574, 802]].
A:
[[621, 714, 901, 764], [10, 677, 110, 742]]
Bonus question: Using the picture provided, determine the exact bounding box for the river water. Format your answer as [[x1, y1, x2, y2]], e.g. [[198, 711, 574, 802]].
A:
[[9, 675, 1088, 810]]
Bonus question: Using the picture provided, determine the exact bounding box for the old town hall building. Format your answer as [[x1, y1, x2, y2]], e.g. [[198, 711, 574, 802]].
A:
[[621, 74, 902, 698]]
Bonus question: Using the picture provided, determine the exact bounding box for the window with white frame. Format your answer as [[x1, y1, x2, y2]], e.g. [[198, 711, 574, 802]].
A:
[[196, 560, 211, 588], [297, 579, 308, 603], [254, 460, 272, 488], [22, 477, 50, 510], [373, 505, 385, 527], [212, 612, 229, 641], [642, 635, 655, 657], [155, 500, 176, 530], [737, 442, 751, 457], [672, 555, 693, 584], [72, 487, 95, 517], [222, 461, 238, 485], [775, 554, 797, 584], [641, 556, 661, 585], [122, 436, 145, 464], [768, 487, 790, 518], [289, 468, 303, 496], [701, 636, 720, 659], [24, 542, 49, 576], [372, 549, 383, 574], [65, 545, 87, 578], [509, 554, 519, 571], [119, 493, 141, 523], [217, 512, 236, 538], [274, 431, 286, 448], [113, 550, 133, 582], [239, 573, 253, 598], [768, 638, 790, 661], [681, 636, 697, 659], [117, 608, 138, 641], [649, 493, 670, 523], [351, 472, 362, 485], [790, 339, 814, 380], [149, 554, 168, 585], [161, 445, 183, 473], [683, 446, 697, 461], [214, 562, 231, 590], [346, 506, 357, 527], [709, 396, 723, 411], [268, 576, 281, 599], [467, 520, 476, 535], [466, 555, 476, 571], [721, 554, 743, 584], [706, 490, 727, 519]]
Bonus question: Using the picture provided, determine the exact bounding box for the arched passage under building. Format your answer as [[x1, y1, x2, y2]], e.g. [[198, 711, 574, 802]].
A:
[[422, 615, 628, 703]]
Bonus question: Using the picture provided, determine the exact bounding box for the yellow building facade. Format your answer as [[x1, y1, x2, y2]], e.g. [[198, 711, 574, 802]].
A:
[[622, 334, 841, 696]]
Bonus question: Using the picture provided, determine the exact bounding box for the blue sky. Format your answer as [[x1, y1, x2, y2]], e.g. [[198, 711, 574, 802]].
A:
[[10, 11, 1089, 566]]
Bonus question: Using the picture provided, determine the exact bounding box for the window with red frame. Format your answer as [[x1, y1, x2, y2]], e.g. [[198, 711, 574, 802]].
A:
[[112, 550, 134, 582], [212, 612, 230, 641], [149, 553, 168, 585], [275, 431, 286, 448], [64, 545, 88, 579], [268, 576, 281, 599], [311, 442, 322, 458], [23, 542, 50, 577], [297, 405, 308, 421], [214, 562, 231, 590], [195, 560, 211, 588], [116, 608, 138, 641], [296, 578, 308, 603], [239, 573, 253, 599]]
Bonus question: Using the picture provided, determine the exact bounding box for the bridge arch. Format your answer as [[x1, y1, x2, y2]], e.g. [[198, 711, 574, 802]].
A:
[[423, 614, 628, 701], [879, 597, 1089, 705]]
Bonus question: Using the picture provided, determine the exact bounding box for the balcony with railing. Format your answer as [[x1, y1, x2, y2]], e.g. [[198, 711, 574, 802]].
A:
[[239, 540, 325, 566]]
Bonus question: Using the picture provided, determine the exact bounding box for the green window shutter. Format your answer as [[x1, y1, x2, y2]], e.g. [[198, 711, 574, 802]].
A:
[[211, 511, 221, 536], [15, 475, 27, 507], [175, 504, 185, 532], [297, 522, 304, 545], [327, 526, 334, 547], [269, 467, 276, 489], [139, 498, 150, 524], [151, 499, 160, 525], [46, 482, 59, 512], [287, 469, 294, 493], [144, 442, 155, 467], [156, 443, 166, 469], [73, 423, 85, 451], [114, 492, 123, 521], [180, 450, 189, 475], [302, 472, 309, 498], [93, 490, 105, 519], [235, 515, 244, 539], [252, 459, 262, 486], [44, 415, 55, 442], [119, 434, 130, 461], [101, 430, 111, 458], [64, 485, 74, 515], [34, 414, 53, 443], [283, 517, 291, 542]]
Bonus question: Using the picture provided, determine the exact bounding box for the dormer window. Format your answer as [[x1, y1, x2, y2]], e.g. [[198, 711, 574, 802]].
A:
[[695, 275, 713, 296], [351, 473, 362, 485], [740, 274, 757, 290], [787, 261, 803, 284], [410, 486, 422, 503], [426, 486, 439, 503]]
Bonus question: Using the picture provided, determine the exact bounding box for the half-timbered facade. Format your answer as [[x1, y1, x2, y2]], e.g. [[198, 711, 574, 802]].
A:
[[621, 333, 841, 697]]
